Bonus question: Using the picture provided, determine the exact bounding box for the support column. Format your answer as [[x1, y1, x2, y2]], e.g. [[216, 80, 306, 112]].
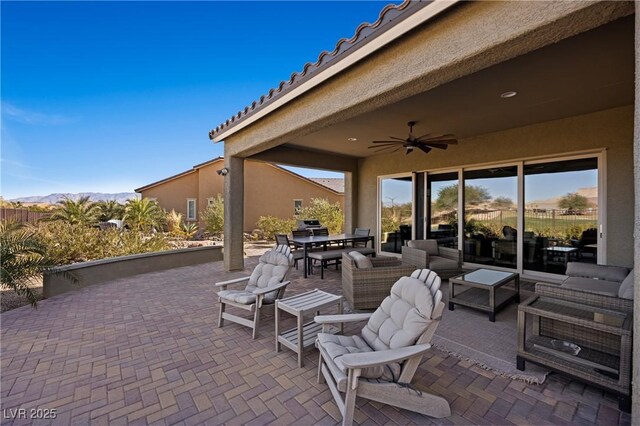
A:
[[223, 155, 245, 271], [344, 171, 358, 233], [633, 7, 639, 423]]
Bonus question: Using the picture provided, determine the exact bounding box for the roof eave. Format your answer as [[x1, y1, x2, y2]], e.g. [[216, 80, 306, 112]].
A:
[[209, 0, 460, 143]]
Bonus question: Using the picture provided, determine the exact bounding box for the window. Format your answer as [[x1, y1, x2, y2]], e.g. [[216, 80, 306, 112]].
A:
[[524, 158, 598, 274], [463, 166, 518, 268], [379, 175, 413, 254], [294, 199, 303, 214], [427, 172, 459, 249], [186, 199, 197, 221]]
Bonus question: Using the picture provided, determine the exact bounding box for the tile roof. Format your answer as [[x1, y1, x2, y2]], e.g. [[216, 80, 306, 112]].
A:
[[309, 178, 345, 194], [209, 0, 425, 140]]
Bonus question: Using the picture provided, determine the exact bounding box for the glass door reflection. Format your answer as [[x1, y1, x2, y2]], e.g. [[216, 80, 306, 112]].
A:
[[428, 172, 459, 249], [380, 176, 413, 254]]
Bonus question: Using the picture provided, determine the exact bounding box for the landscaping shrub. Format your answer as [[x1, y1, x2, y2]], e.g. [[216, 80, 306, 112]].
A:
[[296, 198, 344, 234], [33, 221, 171, 265], [201, 195, 224, 236], [256, 216, 296, 240], [166, 209, 183, 235], [123, 198, 165, 232]]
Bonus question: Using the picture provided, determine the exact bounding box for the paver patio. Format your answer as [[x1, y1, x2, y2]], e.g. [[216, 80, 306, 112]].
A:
[[0, 254, 631, 425]]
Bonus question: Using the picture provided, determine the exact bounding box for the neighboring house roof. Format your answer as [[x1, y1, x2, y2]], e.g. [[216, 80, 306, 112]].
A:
[[134, 157, 223, 192], [309, 178, 345, 194], [209, 0, 443, 141], [135, 157, 344, 195]]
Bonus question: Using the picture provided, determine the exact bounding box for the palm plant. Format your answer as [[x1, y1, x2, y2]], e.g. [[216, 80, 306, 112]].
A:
[[123, 198, 165, 231], [96, 200, 125, 222], [50, 196, 99, 225], [0, 222, 64, 307]]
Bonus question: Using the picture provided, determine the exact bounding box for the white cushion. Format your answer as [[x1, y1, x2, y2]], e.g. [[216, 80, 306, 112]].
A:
[[349, 251, 373, 269], [361, 275, 435, 352], [316, 333, 400, 381], [217, 290, 257, 305], [245, 248, 292, 303], [618, 269, 634, 300]]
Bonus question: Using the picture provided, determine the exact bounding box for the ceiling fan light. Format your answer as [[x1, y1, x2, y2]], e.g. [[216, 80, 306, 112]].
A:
[[500, 91, 518, 98], [347, 137, 357, 141]]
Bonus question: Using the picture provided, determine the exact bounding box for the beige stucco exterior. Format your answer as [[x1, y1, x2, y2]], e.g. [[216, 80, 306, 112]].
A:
[[136, 158, 343, 232], [213, 2, 638, 418]]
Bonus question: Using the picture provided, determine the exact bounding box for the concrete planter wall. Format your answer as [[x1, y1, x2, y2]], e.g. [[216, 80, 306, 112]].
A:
[[43, 246, 223, 298]]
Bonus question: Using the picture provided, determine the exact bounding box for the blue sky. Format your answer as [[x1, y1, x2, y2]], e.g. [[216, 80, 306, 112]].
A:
[[1, 1, 393, 199]]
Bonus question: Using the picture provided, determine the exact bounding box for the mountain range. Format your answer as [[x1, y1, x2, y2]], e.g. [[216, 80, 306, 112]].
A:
[[9, 192, 139, 204]]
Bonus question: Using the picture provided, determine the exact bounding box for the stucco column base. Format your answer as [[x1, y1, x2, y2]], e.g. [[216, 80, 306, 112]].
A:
[[224, 155, 245, 271]]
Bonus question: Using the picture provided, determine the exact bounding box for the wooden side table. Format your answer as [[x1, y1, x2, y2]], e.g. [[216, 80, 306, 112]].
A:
[[275, 289, 343, 367]]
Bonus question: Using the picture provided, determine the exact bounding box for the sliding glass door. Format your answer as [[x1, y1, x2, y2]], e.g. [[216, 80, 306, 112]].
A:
[[427, 172, 459, 249], [379, 175, 413, 254], [414, 153, 603, 277], [523, 158, 599, 275], [463, 166, 518, 268]]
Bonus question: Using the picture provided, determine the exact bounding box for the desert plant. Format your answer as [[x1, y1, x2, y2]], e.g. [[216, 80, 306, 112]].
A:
[[96, 200, 125, 222], [34, 221, 171, 265], [165, 209, 184, 235], [123, 198, 165, 232], [0, 221, 71, 307], [296, 198, 344, 234], [201, 195, 224, 236], [50, 196, 99, 225], [180, 222, 199, 240], [256, 216, 297, 240]]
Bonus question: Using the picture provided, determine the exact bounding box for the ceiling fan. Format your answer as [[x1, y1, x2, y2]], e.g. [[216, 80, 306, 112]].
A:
[[368, 121, 458, 155]]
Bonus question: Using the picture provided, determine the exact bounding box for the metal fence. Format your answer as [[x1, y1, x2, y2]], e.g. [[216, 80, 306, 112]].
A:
[[0, 208, 51, 224]]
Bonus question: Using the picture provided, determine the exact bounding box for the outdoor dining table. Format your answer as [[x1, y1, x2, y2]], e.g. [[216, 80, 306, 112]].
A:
[[290, 233, 375, 278]]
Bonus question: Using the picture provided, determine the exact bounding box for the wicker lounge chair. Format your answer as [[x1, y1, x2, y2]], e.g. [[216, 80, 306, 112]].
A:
[[342, 252, 416, 310], [215, 245, 293, 339], [315, 269, 451, 425], [401, 239, 462, 279]]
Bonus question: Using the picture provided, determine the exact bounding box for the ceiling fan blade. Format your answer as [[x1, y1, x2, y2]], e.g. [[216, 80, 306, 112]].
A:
[[389, 136, 407, 141], [423, 142, 449, 150], [418, 138, 458, 145], [417, 145, 432, 154], [391, 147, 402, 153], [372, 140, 404, 144], [370, 146, 397, 152], [415, 133, 433, 140]]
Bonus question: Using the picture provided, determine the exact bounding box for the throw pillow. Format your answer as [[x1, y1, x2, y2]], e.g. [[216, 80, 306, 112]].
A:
[[349, 251, 373, 269]]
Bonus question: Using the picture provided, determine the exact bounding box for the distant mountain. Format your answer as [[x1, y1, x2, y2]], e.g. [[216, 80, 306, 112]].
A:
[[10, 192, 139, 205], [527, 187, 598, 210]]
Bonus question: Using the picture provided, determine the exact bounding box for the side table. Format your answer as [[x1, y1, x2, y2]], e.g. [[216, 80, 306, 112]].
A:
[[275, 289, 343, 367], [517, 295, 632, 411]]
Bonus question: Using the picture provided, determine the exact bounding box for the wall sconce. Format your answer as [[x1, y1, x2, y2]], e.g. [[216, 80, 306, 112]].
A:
[[216, 168, 229, 176]]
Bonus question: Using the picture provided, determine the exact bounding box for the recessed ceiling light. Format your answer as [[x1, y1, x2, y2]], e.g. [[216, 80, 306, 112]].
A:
[[500, 91, 518, 98], [347, 137, 357, 141]]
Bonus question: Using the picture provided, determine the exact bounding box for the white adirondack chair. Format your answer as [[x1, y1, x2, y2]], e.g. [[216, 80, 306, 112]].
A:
[[314, 269, 450, 425], [215, 245, 294, 339]]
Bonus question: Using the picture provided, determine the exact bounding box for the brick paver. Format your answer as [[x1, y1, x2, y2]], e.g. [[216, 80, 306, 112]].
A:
[[0, 255, 631, 425]]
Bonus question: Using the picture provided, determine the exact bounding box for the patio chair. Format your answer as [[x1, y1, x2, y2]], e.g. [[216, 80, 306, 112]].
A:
[[401, 240, 462, 279], [314, 269, 451, 425], [215, 245, 294, 339], [275, 234, 304, 269], [342, 252, 416, 310]]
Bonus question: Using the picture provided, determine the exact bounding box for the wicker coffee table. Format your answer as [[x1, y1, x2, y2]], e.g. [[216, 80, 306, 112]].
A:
[[449, 269, 520, 322], [517, 295, 632, 411]]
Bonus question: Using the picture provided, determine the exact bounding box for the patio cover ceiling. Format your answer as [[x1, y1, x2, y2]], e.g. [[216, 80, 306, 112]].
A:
[[265, 15, 634, 159]]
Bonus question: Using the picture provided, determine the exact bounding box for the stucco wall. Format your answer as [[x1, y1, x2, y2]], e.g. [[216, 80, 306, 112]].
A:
[[141, 159, 344, 232], [358, 106, 635, 268], [140, 171, 199, 221], [244, 162, 344, 231]]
